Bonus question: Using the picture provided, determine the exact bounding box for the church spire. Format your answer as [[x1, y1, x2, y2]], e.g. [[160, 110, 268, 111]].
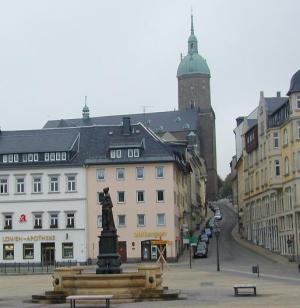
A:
[[188, 13, 198, 55], [82, 96, 90, 120], [191, 12, 194, 35]]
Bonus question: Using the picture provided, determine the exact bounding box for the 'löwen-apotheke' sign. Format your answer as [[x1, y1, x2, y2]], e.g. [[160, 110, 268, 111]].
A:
[[2, 235, 55, 242]]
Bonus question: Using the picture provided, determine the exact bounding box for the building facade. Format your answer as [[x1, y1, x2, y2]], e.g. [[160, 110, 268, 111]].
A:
[[233, 70, 300, 260]]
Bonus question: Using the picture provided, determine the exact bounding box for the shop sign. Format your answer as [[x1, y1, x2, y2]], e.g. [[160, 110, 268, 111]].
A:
[[2, 235, 55, 242], [151, 240, 171, 245], [134, 231, 167, 238]]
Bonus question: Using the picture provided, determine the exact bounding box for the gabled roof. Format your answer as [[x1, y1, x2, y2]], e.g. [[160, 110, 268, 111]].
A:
[[44, 109, 198, 133]]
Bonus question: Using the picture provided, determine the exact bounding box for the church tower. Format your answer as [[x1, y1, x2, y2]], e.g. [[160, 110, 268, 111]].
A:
[[177, 14, 218, 201]]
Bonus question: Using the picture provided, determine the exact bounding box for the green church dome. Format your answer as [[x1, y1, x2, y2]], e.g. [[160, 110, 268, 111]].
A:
[[177, 14, 210, 77], [177, 53, 210, 77]]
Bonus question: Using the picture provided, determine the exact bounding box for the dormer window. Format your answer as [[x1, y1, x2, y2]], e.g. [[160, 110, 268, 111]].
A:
[[33, 153, 38, 162], [128, 149, 133, 158], [110, 150, 116, 159], [22, 154, 27, 162], [14, 154, 19, 163], [8, 154, 13, 163], [3, 155, 7, 163], [116, 150, 121, 158], [50, 153, 55, 161], [56, 152, 61, 161], [44, 153, 49, 161], [134, 149, 140, 157], [61, 152, 67, 160], [28, 154, 33, 162]]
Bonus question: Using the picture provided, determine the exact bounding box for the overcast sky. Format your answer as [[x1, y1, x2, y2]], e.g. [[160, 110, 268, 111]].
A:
[[0, 0, 299, 178]]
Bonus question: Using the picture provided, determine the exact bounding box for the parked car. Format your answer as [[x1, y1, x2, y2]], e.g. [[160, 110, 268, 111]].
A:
[[200, 232, 209, 243], [204, 228, 212, 238], [193, 241, 208, 258], [214, 211, 222, 220]]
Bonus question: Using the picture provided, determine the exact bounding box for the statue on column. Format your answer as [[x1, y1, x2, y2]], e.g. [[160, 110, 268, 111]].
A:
[[101, 187, 116, 231]]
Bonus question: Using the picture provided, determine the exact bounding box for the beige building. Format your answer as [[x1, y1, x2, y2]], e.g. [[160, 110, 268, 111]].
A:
[[233, 69, 300, 260]]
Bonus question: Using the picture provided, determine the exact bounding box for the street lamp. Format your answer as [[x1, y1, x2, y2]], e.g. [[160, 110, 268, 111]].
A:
[[214, 225, 221, 271]]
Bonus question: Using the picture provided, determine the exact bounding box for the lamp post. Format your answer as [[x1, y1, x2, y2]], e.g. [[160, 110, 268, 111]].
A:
[[214, 225, 220, 272]]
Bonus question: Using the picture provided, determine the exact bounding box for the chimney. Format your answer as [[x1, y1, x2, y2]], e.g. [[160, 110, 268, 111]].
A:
[[260, 91, 264, 98], [236, 116, 245, 126], [276, 91, 281, 97], [122, 117, 131, 135]]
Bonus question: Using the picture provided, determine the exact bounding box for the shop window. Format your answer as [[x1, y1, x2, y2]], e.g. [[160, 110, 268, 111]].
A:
[[0, 178, 8, 194], [67, 175, 76, 192], [156, 166, 164, 178], [136, 167, 144, 180], [156, 190, 165, 203], [117, 191, 125, 203], [4, 214, 12, 229], [137, 191, 145, 203], [3, 244, 14, 260], [66, 213, 75, 228], [50, 213, 58, 228], [62, 243, 73, 259], [23, 243, 34, 259], [96, 169, 105, 181], [116, 168, 125, 180]]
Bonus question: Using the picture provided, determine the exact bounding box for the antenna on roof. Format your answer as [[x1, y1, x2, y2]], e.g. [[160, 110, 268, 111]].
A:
[[141, 105, 153, 126]]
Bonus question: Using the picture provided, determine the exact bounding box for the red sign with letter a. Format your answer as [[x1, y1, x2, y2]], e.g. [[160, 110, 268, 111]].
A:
[[19, 214, 27, 223]]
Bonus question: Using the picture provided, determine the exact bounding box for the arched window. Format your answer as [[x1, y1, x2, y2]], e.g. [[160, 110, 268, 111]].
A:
[[284, 156, 289, 175]]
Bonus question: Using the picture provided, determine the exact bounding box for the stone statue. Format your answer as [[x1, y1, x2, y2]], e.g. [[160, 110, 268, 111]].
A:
[[100, 187, 115, 231]]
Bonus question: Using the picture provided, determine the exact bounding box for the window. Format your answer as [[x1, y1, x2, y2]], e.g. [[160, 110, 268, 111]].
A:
[[16, 177, 25, 193], [273, 132, 279, 149], [50, 213, 58, 228], [0, 178, 8, 194], [297, 121, 300, 139], [275, 160, 280, 176], [22, 154, 27, 162], [110, 150, 116, 159], [134, 148, 140, 157], [117, 191, 125, 203], [156, 166, 164, 178], [14, 154, 19, 162], [297, 95, 300, 109], [128, 149, 133, 157], [116, 168, 125, 180], [136, 167, 144, 179], [49, 176, 59, 192], [137, 214, 145, 227], [157, 213, 166, 226], [284, 157, 289, 175], [23, 243, 34, 259], [3, 244, 14, 260], [8, 154, 13, 163], [50, 153, 55, 161], [32, 177, 42, 193], [28, 154, 33, 162], [96, 169, 105, 181], [56, 152, 61, 161], [33, 213, 42, 229], [67, 175, 76, 192], [66, 213, 75, 228], [61, 152, 67, 160], [116, 149, 121, 158], [33, 153, 38, 162], [97, 215, 102, 228], [283, 128, 288, 146], [4, 214, 12, 229], [62, 243, 73, 259], [3, 155, 7, 163], [137, 191, 145, 203], [117, 215, 126, 227], [156, 190, 165, 202], [44, 153, 49, 161]]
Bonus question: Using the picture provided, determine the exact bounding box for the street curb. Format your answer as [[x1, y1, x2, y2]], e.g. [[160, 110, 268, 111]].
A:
[[231, 225, 290, 265]]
